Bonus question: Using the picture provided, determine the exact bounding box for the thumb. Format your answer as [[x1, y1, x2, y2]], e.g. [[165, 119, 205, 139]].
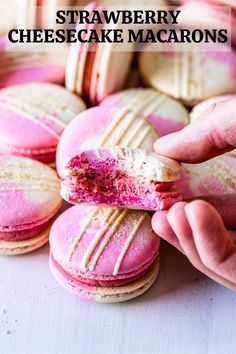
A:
[[154, 98, 236, 163], [185, 200, 236, 285]]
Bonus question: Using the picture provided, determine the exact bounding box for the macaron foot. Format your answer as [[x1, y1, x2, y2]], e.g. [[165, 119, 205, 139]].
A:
[[49, 254, 160, 303]]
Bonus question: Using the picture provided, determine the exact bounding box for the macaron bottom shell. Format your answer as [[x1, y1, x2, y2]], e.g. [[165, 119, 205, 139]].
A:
[[0, 223, 52, 256], [49, 254, 160, 303]]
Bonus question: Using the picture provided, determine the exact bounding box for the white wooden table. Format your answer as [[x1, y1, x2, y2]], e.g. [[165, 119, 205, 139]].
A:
[[0, 241, 235, 354]]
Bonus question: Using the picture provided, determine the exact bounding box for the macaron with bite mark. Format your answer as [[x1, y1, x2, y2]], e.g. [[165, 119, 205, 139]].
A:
[[61, 147, 182, 211]]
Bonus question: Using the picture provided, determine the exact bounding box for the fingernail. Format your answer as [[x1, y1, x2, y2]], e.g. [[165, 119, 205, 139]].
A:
[[154, 132, 178, 148]]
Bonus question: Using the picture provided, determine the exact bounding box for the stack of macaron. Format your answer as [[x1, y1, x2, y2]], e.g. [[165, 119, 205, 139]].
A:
[[53, 103, 183, 301], [0, 0, 235, 304]]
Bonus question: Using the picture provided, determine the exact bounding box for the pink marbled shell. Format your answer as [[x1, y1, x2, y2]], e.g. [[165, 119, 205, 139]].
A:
[[49, 205, 159, 284]]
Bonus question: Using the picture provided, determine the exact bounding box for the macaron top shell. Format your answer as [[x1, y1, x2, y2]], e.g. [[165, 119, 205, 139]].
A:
[[0, 156, 62, 230], [177, 155, 236, 199], [139, 44, 236, 106], [50, 205, 160, 278], [0, 83, 86, 156], [101, 88, 189, 136], [0, 49, 67, 88], [56, 106, 159, 178], [190, 95, 236, 122]]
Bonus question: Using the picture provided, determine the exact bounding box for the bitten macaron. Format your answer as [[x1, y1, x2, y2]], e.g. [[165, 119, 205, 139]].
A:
[[61, 147, 182, 211], [0, 82, 86, 165], [0, 156, 62, 255], [56, 106, 159, 178], [101, 88, 189, 136], [49, 205, 160, 302]]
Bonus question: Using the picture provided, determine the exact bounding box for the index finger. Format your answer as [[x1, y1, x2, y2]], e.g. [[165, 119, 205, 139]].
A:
[[154, 99, 236, 163]]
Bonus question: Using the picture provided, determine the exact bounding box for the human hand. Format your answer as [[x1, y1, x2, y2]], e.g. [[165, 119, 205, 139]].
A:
[[152, 98, 236, 290]]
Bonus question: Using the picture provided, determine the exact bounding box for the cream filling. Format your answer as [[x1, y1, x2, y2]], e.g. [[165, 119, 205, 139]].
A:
[[103, 147, 181, 182]]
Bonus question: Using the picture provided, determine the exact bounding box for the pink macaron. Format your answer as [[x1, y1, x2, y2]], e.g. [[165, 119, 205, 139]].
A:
[[61, 147, 182, 211], [49, 205, 160, 302], [56, 106, 159, 179], [176, 155, 236, 199], [101, 88, 189, 136], [0, 82, 86, 165], [0, 48, 67, 88], [65, 2, 133, 105], [0, 155, 62, 255]]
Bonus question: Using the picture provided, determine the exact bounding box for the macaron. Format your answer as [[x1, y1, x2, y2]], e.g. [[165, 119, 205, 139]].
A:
[[61, 147, 182, 211], [190, 94, 236, 122], [176, 155, 236, 199], [0, 48, 67, 88], [139, 43, 236, 106], [49, 205, 160, 302], [0, 155, 62, 255], [0, 82, 86, 165], [177, 1, 236, 47], [190, 95, 236, 157], [65, 2, 133, 105], [101, 88, 189, 136], [56, 106, 159, 178]]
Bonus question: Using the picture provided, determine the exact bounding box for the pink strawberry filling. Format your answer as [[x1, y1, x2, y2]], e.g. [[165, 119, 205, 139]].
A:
[[62, 154, 182, 211], [0, 219, 51, 241]]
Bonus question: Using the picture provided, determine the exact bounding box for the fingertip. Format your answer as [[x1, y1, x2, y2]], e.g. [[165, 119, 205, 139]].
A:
[[184, 200, 229, 268], [151, 210, 169, 235], [153, 133, 176, 154], [152, 210, 183, 252], [167, 201, 189, 225], [185, 200, 225, 231]]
